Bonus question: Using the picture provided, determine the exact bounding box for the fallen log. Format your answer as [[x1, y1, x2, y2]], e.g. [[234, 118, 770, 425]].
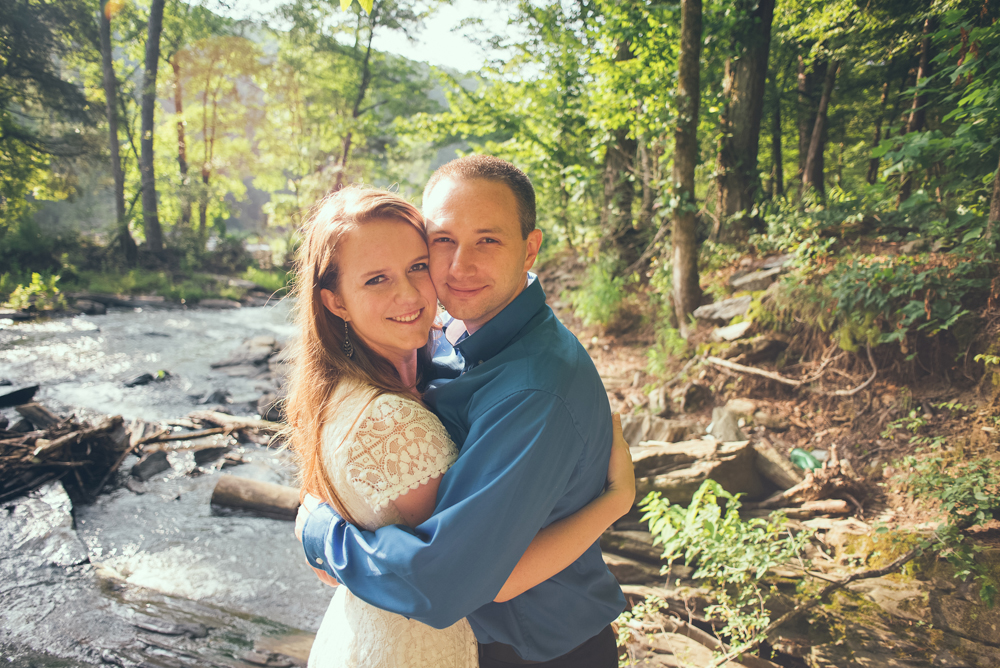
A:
[[189, 411, 282, 435], [210, 474, 299, 521], [15, 402, 63, 430]]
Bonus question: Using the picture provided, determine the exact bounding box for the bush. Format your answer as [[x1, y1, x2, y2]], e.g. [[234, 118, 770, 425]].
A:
[[4, 272, 68, 311], [569, 259, 626, 328]]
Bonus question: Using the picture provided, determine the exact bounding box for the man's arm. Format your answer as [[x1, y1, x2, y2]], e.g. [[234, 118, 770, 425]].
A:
[[302, 390, 607, 628]]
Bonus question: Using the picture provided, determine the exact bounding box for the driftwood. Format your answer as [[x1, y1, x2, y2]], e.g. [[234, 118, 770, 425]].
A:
[[15, 402, 63, 430], [210, 474, 299, 521], [748, 444, 865, 511], [189, 410, 282, 435]]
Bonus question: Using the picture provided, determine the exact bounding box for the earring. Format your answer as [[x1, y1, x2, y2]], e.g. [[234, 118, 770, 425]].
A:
[[342, 321, 354, 358]]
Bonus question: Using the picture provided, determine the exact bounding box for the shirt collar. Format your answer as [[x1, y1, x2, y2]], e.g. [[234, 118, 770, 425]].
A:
[[445, 273, 545, 368]]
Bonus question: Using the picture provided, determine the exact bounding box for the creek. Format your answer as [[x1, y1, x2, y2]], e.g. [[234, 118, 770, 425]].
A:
[[0, 304, 335, 667]]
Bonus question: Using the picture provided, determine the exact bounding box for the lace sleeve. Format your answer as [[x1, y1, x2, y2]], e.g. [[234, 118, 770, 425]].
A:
[[345, 394, 459, 512]]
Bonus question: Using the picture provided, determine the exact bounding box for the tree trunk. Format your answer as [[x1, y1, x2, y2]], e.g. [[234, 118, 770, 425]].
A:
[[866, 63, 894, 185], [672, 0, 703, 339], [989, 150, 1000, 240], [140, 0, 166, 255], [898, 18, 935, 205], [771, 73, 784, 198], [803, 60, 839, 198], [172, 55, 191, 227], [100, 1, 136, 265], [715, 0, 775, 232], [335, 9, 377, 191], [638, 138, 656, 231]]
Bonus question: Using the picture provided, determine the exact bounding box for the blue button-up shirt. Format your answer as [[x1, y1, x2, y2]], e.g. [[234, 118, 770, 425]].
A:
[[302, 276, 625, 662]]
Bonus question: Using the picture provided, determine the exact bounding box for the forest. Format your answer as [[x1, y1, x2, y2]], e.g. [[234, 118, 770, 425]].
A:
[[3, 0, 1000, 666]]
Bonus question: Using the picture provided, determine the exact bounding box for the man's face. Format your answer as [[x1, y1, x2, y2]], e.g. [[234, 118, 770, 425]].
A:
[[424, 177, 543, 333]]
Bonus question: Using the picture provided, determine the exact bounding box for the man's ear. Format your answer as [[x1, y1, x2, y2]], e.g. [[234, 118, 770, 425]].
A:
[[320, 289, 349, 321], [523, 229, 543, 272]]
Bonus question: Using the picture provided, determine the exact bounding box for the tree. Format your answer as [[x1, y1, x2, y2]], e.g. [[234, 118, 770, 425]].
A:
[[715, 0, 775, 233], [672, 0, 703, 338], [897, 16, 935, 205], [802, 58, 839, 197], [100, 0, 137, 264], [140, 0, 167, 255]]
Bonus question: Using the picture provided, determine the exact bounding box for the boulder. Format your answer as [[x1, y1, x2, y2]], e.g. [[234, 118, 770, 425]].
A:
[[724, 398, 757, 418], [731, 266, 782, 292], [131, 450, 171, 481], [707, 407, 746, 443], [192, 445, 231, 466], [711, 320, 752, 342], [198, 298, 242, 309], [74, 299, 106, 316], [622, 414, 705, 447], [213, 337, 277, 368], [670, 382, 712, 413], [692, 296, 752, 323], [634, 439, 767, 506], [930, 588, 1000, 648]]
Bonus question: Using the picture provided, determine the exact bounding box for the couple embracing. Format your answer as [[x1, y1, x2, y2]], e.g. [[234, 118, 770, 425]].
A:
[[287, 155, 634, 668]]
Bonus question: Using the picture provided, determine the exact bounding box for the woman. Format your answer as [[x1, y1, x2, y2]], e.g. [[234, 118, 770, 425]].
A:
[[285, 187, 634, 668]]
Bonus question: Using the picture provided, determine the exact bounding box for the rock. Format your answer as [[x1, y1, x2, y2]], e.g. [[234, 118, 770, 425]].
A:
[[711, 320, 752, 342], [123, 372, 154, 387], [707, 407, 746, 443], [196, 389, 231, 405], [761, 253, 792, 269], [602, 552, 663, 585], [692, 296, 752, 323], [850, 577, 929, 623], [193, 445, 231, 466], [0, 383, 39, 408], [74, 299, 107, 315], [0, 378, 11, 386], [930, 588, 1000, 648], [731, 266, 782, 292], [737, 334, 789, 365], [198, 298, 242, 309], [901, 238, 928, 254], [212, 337, 276, 368], [0, 481, 89, 567], [0, 415, 7, 430], [601, 530, 662, 564], [634, 439, 767, 506], [15, 402, 62, 429], [724, 398, 757, 418], [623, 414, 705, 447], [754, 411, 790, 431], [132, 615, 209, 638], [131, 450, 171, 481], [671, 382, 712, 413], [752, 440, 804, 489], [257, 392, 283, 422]]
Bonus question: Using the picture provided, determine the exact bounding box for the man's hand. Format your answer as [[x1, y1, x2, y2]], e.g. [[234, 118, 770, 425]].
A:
[[296, 493, 339, 588]]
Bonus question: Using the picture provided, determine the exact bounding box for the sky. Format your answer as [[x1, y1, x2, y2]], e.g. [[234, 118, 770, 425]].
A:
[[211, 0, 513, 74]]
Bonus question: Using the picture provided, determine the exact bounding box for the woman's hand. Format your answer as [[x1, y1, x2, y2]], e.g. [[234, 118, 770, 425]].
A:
[[605, 413, 635, 515]]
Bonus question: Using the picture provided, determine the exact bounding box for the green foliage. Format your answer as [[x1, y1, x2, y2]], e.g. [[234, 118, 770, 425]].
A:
[[639, 481, 814, 650], [4, 273, 68, 311], [901, 455, 1000, 603], [243, 267, 292, 295], [646, 325, 688, 378], [569, 260, 626, 328]]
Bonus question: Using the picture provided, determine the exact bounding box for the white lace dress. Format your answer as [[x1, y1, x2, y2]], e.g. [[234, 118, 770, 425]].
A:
[[308, 382, 479, 668]]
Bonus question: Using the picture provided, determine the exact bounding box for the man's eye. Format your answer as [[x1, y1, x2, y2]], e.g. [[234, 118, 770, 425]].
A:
[[481, 238, 498, 244], [431, 237, 453, 244], [410, 262, 429, 272], [365, 275, 386, 286]]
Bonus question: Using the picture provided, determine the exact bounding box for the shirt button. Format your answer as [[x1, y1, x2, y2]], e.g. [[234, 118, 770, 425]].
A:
[[478, 360, 484, 366], [316, 557, 323, 565]]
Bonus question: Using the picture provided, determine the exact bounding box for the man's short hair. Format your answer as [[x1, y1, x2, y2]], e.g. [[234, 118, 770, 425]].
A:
[[423, 155, 536, 239]]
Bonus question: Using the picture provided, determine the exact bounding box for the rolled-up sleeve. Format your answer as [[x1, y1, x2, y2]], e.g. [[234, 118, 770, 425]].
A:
[[302, 390, 588, 628]]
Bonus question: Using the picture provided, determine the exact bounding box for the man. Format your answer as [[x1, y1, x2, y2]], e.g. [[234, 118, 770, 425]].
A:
[[299, 155, 625, 666]]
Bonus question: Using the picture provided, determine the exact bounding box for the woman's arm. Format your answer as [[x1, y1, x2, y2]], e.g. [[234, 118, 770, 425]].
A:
[[494, 413, 635, 603]]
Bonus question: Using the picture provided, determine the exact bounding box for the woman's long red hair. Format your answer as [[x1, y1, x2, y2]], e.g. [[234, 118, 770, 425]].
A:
[[283, 187, 430, 523]]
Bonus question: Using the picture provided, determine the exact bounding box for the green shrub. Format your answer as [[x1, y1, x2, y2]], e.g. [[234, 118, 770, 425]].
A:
[[569, 259, 626, 328], [4, 272, 68, 311], [243, 266, 292, 294]]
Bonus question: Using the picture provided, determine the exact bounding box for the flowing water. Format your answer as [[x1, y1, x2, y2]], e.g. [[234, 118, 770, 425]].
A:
[[0, 304, 336, 667]]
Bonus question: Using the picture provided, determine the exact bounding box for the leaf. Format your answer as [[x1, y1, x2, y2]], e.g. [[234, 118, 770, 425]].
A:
[[359, 0, 374, 12], [340, 0, 353, 10]]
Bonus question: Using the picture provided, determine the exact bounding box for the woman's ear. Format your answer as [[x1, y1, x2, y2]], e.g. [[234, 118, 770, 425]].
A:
[[320, 289, 349, 321]]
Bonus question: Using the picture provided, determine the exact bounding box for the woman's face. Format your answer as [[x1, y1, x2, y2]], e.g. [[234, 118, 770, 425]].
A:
[[321, 218, 437, 366]]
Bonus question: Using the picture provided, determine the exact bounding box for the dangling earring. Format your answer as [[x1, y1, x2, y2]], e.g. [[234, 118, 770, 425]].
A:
[[342, 321, 354, 358]]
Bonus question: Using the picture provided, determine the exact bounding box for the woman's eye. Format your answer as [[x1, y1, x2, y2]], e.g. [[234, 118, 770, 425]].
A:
[[365, 275, 386, 286], [410, 262, 429, 272]]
